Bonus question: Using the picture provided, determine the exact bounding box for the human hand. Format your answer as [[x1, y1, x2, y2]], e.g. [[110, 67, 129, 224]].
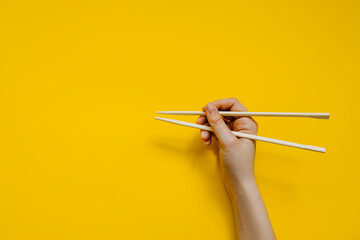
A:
[[197, 98, 276, 240], [196, 98, 258, 189]]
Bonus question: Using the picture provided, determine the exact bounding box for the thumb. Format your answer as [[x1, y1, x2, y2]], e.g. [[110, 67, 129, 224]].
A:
[[204, 103, 236, 146]]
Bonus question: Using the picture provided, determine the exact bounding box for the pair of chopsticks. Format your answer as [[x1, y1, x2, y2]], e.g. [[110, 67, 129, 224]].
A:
[[155, 111, 330, 153]]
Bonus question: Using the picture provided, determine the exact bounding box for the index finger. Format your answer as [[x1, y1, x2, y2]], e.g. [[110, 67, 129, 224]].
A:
[[207, 97, 248, 112]]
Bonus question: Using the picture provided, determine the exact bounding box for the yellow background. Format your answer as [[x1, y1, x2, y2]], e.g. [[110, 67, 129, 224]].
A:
[[0, 0, 359, 239]]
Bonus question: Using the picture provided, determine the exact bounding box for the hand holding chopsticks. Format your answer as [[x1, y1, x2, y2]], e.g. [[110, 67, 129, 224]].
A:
[[155, 101, 329, 153], [155, 98, 325, 239]]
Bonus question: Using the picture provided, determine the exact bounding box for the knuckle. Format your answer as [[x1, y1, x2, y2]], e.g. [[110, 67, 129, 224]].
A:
[[210, 116, 224, 126], [230, 97, 240, 103], [252, 119, 259, 132]]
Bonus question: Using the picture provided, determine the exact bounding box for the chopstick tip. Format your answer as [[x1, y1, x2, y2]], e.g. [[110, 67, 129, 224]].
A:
[[155, 116, 165, 121]]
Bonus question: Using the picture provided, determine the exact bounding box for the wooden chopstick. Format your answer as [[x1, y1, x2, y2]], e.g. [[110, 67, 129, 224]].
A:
[[156, 111, 330, 119], [155, 117, 326, 153]]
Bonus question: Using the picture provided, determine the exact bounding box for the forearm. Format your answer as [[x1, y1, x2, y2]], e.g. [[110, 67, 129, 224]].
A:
[[198, 99, 275, 239], [226, 178, 276, 240]]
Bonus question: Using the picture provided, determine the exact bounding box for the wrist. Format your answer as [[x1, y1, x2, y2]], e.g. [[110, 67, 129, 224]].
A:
[[225, 176, 258, 197]]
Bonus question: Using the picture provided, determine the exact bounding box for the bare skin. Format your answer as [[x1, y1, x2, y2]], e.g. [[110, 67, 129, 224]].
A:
[[196, 98, 276, 240]]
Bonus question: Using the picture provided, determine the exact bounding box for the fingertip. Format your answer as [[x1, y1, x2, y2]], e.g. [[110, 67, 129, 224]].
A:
[[203, 102, 211, 111], [196, 116, 206, 124], [201, 130, 207, 139], [205, 102, 217, 114], [201, 130, 210, 140]]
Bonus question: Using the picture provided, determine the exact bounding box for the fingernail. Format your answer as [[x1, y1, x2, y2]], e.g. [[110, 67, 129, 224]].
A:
[[201, 131, 206, 138], [207, 103, 216, 114]]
